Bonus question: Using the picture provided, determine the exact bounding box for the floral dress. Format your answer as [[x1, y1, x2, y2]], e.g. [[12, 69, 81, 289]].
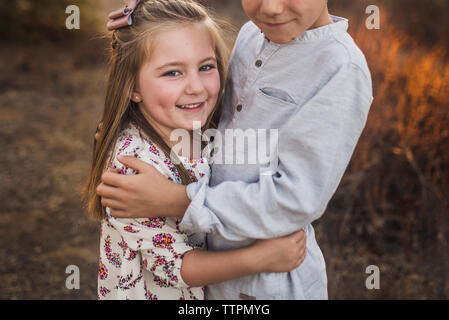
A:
[[97, 123, 210, 300]]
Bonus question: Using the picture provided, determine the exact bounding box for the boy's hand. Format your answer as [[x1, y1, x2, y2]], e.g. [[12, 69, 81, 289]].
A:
[[97, 156, 190, 219]]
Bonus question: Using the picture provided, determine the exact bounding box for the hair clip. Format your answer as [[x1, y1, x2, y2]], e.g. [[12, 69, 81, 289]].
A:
[[107, 0, 141, 31]]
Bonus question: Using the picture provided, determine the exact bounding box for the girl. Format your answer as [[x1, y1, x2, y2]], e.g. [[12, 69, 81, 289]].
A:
[[83, 0, 306, 300]]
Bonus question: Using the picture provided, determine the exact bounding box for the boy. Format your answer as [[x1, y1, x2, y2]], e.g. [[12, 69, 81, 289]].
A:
[[98, 0, 373, 299]]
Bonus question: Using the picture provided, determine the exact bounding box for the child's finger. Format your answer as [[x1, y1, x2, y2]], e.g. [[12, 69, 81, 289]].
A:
[[117, 155, 159, 174], [101, 170, 129, 189], [291, 229, 306, 243], [101, 197, 126, 211], [296, 250, 307, 268], [96, 181, 122, 199]]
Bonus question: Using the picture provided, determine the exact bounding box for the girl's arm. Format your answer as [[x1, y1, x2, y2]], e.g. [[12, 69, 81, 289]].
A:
[[181, 229, 306, 287], [105, 213, 306, 289]]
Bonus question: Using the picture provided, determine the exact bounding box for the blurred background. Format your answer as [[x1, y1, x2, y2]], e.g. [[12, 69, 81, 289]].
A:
[[0, 0, 447, 299]]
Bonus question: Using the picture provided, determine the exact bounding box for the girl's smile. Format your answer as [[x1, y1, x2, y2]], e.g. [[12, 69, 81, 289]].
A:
[[176, 101, 206, 112]]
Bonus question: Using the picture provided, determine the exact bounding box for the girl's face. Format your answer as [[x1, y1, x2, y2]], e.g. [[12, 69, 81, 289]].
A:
[[133, 22, 220, 139], [241, 0, 331, 44]]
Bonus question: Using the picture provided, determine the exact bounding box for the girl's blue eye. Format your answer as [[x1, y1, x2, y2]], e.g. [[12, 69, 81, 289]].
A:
[[163, 70, 181, 77], [200, 64, 215, 72]]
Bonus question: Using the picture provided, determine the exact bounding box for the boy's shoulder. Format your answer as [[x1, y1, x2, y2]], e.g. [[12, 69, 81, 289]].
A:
[[233, 21, 261, 48], [327, 30, 371, 78], [239, 20, 259, 36]]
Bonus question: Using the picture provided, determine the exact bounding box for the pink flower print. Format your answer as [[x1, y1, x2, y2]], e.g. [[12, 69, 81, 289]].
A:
[[105, 220, 115, 230], [119, 167, 129, 175], [117, 238, 138, 261], [149, 256, 168, 273], [140, 217, 166, 229], [163, 158, 180, 180], [175, 220, 186, 234], [153, 275, 171, 288], [126, 249, 138, 261], [104, 235, 122, 268], [116, 269, 143, 291], [152, 233, 176, 250], [144, 281, 158, 300], [170, 275, 179, 283], [187, 169, 197, 182], [118, 136, 133, 153], [148, 144, 160, 157], [99, 286, 110, 297], [124, 224, 140, 233], [98, 260, 108, 280], [188, 288, 199, 300]]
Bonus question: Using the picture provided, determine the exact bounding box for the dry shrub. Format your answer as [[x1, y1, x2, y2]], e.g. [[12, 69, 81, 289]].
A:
[[327, 7, 449, 297]]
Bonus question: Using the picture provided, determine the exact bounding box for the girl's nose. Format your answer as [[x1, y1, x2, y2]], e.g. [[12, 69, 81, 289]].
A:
[[185, 72, 205, 95], [260, 0, 284, 16]]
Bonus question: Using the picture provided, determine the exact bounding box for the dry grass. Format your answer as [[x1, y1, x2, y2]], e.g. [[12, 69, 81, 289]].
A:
[[0, 41, 106, 299]]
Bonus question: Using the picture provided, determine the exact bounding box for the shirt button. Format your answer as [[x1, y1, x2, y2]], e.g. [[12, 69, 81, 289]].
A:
[[236, 104, 243, 112], [255, 59, 263, 68]]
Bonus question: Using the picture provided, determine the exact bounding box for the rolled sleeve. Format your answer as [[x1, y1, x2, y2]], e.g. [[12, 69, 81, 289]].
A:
[[180, 180, 214, 234]]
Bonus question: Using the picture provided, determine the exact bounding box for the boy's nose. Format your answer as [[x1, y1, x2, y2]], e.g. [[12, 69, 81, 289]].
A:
[[259, 0, 284, 16]]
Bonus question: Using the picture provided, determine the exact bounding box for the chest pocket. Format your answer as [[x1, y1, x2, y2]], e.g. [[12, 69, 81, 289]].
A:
[[236, 86, 298, 130], [259, 87, 296, 105]]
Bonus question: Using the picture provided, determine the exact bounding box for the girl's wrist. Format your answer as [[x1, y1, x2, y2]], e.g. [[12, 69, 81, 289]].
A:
[[245, 243, 267, 274]]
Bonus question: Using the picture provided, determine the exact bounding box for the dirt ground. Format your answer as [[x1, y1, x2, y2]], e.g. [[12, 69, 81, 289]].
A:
[[0, 0, 447, 300]]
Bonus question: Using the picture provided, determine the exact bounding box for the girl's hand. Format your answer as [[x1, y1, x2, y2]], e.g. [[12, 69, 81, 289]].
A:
[[251, 229, 307, 273]]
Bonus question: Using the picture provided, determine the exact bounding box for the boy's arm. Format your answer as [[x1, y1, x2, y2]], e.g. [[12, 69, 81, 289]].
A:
[[178, 62, 373, 240], [101, 62, 373, 240]]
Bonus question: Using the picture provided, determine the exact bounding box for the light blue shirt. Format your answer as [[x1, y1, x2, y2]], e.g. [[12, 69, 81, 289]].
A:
[[179, 16, 373, 299]]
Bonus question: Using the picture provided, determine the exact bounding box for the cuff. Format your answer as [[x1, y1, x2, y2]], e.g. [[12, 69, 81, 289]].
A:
[[179, 179, 213, 234]]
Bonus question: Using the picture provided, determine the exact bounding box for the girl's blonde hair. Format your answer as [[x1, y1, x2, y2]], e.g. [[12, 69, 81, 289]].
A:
[[82, 0, 230, 221]]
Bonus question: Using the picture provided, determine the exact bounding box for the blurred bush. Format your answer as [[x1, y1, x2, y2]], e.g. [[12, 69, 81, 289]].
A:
[[0, 0, 101, 42], [325, 6, 449, 297], [330, 0, 449, 52]]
